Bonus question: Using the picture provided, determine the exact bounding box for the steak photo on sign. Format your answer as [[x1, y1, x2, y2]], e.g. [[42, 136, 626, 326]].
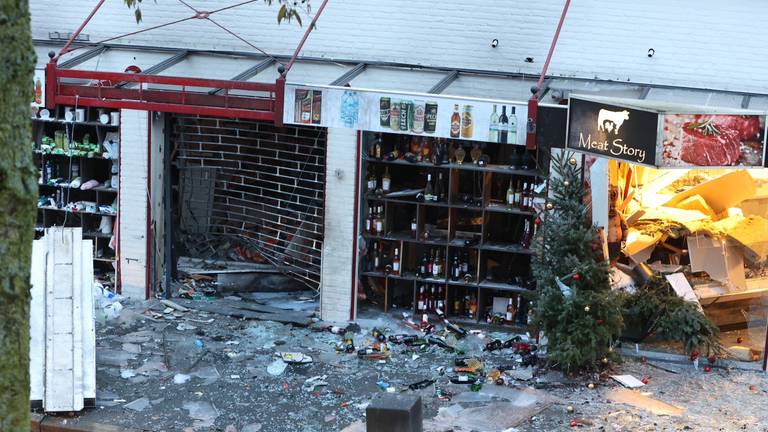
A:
[[660, 114, 765, 167]]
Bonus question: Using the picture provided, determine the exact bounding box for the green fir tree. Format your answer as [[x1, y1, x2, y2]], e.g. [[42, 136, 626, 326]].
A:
[[532, 151, 623, 373]]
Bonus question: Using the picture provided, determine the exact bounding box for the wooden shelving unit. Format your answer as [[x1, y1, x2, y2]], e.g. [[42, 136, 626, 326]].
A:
[[32, 107, 120, 285], [358, 132, 544, 327]]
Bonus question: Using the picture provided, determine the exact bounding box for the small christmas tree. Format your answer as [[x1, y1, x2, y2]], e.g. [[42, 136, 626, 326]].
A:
[[532, 152, 623, 373]]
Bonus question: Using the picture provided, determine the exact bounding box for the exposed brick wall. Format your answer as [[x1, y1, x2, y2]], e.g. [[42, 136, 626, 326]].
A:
[[172, 115, 326, 288]]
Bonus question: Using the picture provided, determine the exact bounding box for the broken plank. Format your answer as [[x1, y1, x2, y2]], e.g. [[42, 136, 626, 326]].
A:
[[160, 299, 190, 312], [171, 299, 312, 326]]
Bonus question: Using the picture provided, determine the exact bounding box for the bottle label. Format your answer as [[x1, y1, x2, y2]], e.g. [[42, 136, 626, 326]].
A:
[[374, 257, 380, 267], [418, 301, 425, 310], [393, 262, 400, 272], [411, 222, 417, 232], [507, 193, 514, 205], [506, 312, 513, 321], [375, 221, 383, 233], [365, 220, 371, 231], [382, 178, 390, 191]]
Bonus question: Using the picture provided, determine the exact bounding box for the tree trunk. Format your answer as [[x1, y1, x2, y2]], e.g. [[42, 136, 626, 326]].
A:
[[0, 0, 36, 430]]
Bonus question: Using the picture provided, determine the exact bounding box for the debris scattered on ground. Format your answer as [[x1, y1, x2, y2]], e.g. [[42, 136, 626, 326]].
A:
[[606, 388, 685, 416]]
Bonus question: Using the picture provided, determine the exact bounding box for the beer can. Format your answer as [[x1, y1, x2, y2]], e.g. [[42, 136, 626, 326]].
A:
[[424, 102, 438, 133], [390, 101, 400, 131], [380, 97, 391, 127], [399, 100, 411, 131], [412, 100, 425, 134]]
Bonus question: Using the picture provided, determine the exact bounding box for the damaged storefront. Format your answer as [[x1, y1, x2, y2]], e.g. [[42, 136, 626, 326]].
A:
[[567, 95, 768, 369]]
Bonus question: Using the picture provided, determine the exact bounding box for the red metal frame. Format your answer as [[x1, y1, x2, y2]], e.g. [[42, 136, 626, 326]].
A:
[[45, 63, 285, 124]]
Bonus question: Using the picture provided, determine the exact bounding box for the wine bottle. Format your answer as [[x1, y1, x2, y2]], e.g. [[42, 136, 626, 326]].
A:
[[499, 106, 509, 144], [432, 249, 441, 278], [436, 285, 445, 311], [375, 205, 384, 235], [506, 179, 514, 208], [424, 173, 435, 202], [435, 172, 445, 202], [382, 167, 391, 193], [419, 251, 428, 277], [489, 104, 499, 142], [507, 106, 517, 145], [520, 219, 533, 249], [411, 217, 418, 237], [519, 181, 529, 210], [429, 285, 437, 312], [440, 141, 449, 164], [427, 249, 434, 275], [373, 241, 381, 270], [506, 297, 516, 322], [392, 247, 401, 275], [451, 255, 460, 281], [365, 206, 372, 233], [417, 285, 426, 313], [513, 180, 522, 207]]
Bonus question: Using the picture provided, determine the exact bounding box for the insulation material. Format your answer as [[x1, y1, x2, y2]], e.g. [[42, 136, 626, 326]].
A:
[[663, 170, 756, 214], [687, 234, 746, 291], [712, 216, 768, 263], [674, 195, 715, 216]]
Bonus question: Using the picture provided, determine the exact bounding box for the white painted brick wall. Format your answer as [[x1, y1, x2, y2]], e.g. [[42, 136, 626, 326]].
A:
[[319, 128, 358, 322], [119, 109, 149, 299], [30, 0, 768, 95]]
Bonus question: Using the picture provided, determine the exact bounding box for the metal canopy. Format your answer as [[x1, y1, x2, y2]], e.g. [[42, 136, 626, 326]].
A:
[[36, 39, 768, 121]]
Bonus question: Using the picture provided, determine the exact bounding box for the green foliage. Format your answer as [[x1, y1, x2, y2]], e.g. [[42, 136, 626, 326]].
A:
[[532, 152, 623, 373], [125, 0, 312, 26], [622, 276, 723, 356]]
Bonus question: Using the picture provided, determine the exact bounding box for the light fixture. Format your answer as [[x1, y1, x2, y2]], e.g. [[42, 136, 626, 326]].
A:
[[490, 39, 499, 48]]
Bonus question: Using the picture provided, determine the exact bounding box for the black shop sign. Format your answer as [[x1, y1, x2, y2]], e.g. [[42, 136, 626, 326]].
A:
[[566, 97, 658, 166]]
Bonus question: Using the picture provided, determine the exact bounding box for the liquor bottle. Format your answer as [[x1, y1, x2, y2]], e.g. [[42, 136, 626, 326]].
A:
[[382, 167, 391, 193], [521, 149, 535, 170], [424, 173, 435, 202], [453, 297, 463, 316], [461, 250, 469, 275], [516, 295, 525, 326], [507, 106, 518, 145], [440, 141, 450, 164], [433, 249, 441, 278], [417, 285, 427, 313], [454, 144, 466, 165], [519, 181, 529, 210], [468, 295, 477, 318], [506, 179, 515, 208], [436, 286, 445, 311], [433, 139, 443, 166], [505, 297, 516, 322], [450, 104, 461, 138], [367, 169, 377, 192], [527, 301, 535, 325], [372, 242, 381, 270], [451, 255, 460, 281], [411, 217, 418, 237], [429, 285, 437, 312], [499, 106, 509, 144], [470, 143, 482, 164], [385, 148, 400, 161], [524, 182, 533, 210], [375, 206, 384, 235], [489, 104, 500, 142], [365, 206, 372, 233], [513, 180, 522, 207], [392, 247, 401, 275], [374, 138, 383, 160], [420, 137, 431, 162], [419, 251, 428, 277], [461, 105, 473, 138], [435, 172, 445, 202], [427, 249, 434, 276], [520, 219, 533, 249]]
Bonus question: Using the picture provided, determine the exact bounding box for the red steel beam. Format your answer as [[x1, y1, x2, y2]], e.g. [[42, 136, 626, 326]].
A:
[[57, 0, 107, 59], [282, 0, 330, 77]]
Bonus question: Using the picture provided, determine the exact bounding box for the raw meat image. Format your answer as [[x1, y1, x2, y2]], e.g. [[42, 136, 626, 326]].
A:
[[660, 114, 765, 167]]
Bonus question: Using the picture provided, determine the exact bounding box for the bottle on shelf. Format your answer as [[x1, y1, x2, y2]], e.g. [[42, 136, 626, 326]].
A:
[[436, 286, 445, 311], [516, 295, 525, 326], [506, 179, 515, 209], [419, 137, 431, 162], [435, 172, 445, 202], [507, 106, 518, 145], [453, 296, 463, 316], [429, 285, 437, 312], [433, 138, 443, 166], [505, 297, 516, 323], [440, 141, 450, 165], [375, 205, 384, 235], [451, 254, 460, 281], [382, 167, 391, 193], [450, 104, 461, 138], [419, 251, 428, 278], [489, 104, 499, 143], [372, 241, 381, 271], [411, 217, 418, 238], [374, 137, 383, 160], [365, 206, 373, 233], [367, 169, 377, 193], [499, 106, 509, 144], [392, 247, 401, 275], [432, 249, 442, 278], [424, 173, 435, 202], [467, 295, 477, 318], [520, 219, 533, 249], [519, 181, 529, 210], [454, 144, 466, 165], [527, 300, 535, 325], [417, 285, 427, 313], [513, 180, 522, 207], [427, 249, 434, 276]]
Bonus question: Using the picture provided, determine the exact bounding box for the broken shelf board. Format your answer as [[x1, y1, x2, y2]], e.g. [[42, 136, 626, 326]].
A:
[[695, 277, 768, 305], [177, 256, 278, 275], [168, 298, 313, 327]]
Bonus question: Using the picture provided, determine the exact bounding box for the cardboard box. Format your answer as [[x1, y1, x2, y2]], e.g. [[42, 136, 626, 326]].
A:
[[687, 234, 746, 291]]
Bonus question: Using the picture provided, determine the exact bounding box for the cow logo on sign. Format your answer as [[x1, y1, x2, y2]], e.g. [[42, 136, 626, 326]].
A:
[[597, 109, 630, 135]]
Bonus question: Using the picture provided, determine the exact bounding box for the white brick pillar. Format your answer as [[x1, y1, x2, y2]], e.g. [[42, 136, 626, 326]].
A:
[[320, 128, 359, 322], [118, 109, 149, 299]]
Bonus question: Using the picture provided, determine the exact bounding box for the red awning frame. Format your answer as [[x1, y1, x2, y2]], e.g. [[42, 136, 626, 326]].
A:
[[44, 0, 331, 125]]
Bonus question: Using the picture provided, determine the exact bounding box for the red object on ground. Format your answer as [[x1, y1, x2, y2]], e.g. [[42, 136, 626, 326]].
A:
[[641, 376, 650, 385], [572, 273, 581, 281], [704, 365, 712, 373], [690, 351, 700, 361], [737, 337, 744, 344], [679, 120, 741, 166]]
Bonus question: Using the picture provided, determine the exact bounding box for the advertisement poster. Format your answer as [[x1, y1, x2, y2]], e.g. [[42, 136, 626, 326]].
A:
[[283, 84, 528, 146], [32, 68, 45, 108], [566, 97, 658, 166], [658, 114, 766, 168]]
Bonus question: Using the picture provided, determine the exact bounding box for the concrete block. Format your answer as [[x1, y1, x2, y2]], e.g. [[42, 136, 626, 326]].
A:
[[366, 394, 422, 432]]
